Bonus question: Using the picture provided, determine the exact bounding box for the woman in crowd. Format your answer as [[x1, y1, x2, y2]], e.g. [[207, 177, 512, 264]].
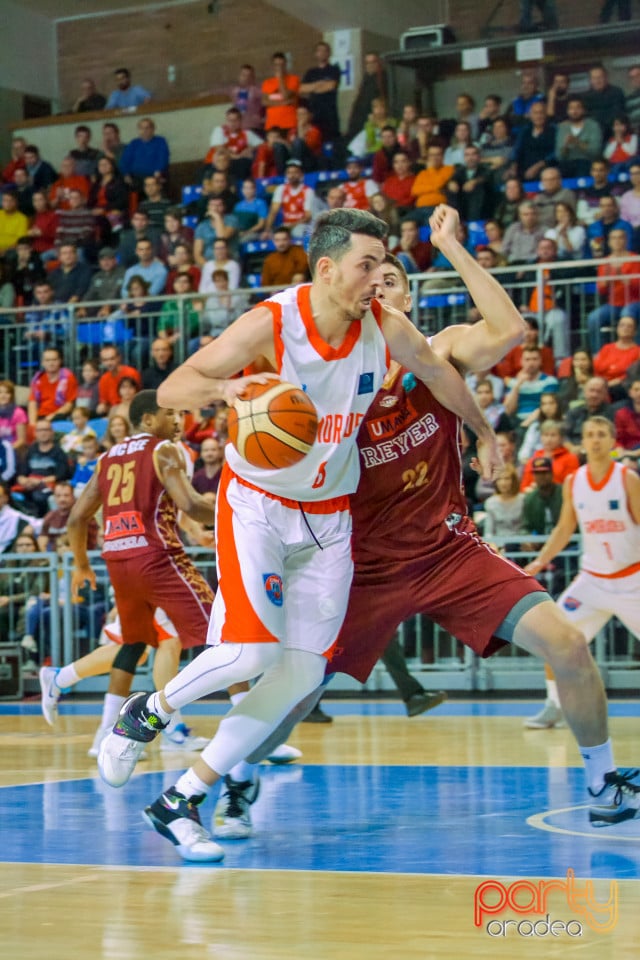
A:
[[102, 412, 131, 449], [557, 348, 593, 410], [520, 419, 580, 492], [544, 202, 586, 260], [482, 464, 525, 541], [26, 191, 59, 259], [369, 193, 400, 247], [444, 121, 474, 167], [518, 391, 564, 464], [593, 313, 640, 400], [88, 156, 129, 231], [603, 116, 638, 172], [0, 380, 27, 450]]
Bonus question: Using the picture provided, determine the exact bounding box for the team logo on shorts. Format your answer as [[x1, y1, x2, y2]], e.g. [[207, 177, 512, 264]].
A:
[[263, 573, 283, 607], [563, 596, 581, 611], [358, 372, 374, 395]]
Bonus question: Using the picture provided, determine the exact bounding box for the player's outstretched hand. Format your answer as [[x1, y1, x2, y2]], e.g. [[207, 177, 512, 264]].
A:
[[222, 373, 281, 407], [428, 204, 460, 248], [474, 435, 503, 481], [72, 564, 96, 601]]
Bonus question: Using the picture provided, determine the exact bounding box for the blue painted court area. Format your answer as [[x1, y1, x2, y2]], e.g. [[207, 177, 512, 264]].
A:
[[2, 764, 638, 877], [3, 699, 639, 718]]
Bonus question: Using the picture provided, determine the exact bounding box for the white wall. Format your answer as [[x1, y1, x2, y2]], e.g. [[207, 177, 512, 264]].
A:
[[2, 0, 57, 101]]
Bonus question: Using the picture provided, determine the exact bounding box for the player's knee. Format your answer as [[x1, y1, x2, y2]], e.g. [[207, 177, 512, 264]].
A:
[[545, 622, 590, 674], [113, 641, 147, 674]]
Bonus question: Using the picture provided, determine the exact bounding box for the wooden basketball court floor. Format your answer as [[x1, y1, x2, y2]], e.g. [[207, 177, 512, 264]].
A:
[[1, 696, 638, 960]]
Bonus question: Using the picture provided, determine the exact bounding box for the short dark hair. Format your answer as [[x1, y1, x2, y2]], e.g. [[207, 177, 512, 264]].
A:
[[308, 209, 388, 276], [115, 67, 130, 78], [24, 145, 40, 157], [129, 389, 159, 428], [75, 124, 90, 136], [381, 124, 397, 135]]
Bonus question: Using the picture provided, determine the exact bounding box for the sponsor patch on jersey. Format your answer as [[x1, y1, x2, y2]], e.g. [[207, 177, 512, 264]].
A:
[[263, 573, 283, 607], [365, 395, 420, 441], [379, 395, 398, 408], [609, 499, 619, 510], [357, 372, 374, 395], [103, 510, 145, 540], [562, 596, 581, 611]]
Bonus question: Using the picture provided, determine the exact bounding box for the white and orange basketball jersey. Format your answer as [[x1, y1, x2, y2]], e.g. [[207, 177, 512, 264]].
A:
[[572, 461, 640, 576], [225, 283, 389, 502]]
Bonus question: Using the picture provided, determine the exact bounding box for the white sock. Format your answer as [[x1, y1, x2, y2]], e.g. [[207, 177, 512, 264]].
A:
[[174, 768, 211, 799], [101, 693, 125, 728], [230, 690, 249, 707], [164, 709, 184, 735], [546, 679, 561, 708], [227, 760, 256, 783], [580, 739, 616, 794], [56, 664, 80, 689], [147, 692, 174, 724]]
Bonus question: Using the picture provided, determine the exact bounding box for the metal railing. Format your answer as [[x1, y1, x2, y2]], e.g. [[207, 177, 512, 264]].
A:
[[3, 541, 637, 696], [2, 258, 640, 391]]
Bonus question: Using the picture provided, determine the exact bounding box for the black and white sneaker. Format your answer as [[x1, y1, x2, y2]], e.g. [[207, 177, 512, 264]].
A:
[[213, 774, 260, 839], [589, 769, 640, 826], [143, 787, 225, 862]]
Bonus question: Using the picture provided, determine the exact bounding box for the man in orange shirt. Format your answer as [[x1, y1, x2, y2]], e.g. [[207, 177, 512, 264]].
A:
[[260, 226, 309, 287], [262, 52, 299, 135], [27, 346, 78, 425], [48, 156, 89, 211], [96, 344, 141, 416], [410, 145, 454, 224]]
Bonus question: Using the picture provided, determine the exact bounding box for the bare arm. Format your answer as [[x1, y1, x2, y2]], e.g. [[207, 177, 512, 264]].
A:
[[157, 305, 279, 410], [153, 442, 215, 526], [428, 206, 526, 372], [68, 465, 103, 597], [524, 476, 578, 574], [624, 466, 640, 524], [380, 304, 494, 443]]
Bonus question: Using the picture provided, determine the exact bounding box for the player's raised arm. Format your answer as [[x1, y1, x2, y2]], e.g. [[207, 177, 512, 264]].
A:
[[153, 442, 215, 527], [428, 205, 526, 373], [525, 475, 579, 575], [380, 301, 497, 448], [157, 306, 279, 411]]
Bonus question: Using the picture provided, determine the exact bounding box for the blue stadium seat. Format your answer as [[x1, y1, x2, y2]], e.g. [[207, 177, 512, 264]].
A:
[[181, 184, 202, 205], [418, 293, 469, 309], [183, 215, 198, 229], [419, 226, 432, 242], [241, 239, 275, 255], [467, 220, 488, 246]]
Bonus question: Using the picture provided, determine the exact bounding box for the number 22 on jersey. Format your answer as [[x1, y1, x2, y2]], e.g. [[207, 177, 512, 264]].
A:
[[402, 460, 429, 491]]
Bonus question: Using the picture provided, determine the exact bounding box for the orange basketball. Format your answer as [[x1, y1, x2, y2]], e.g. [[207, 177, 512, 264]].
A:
[[227, 380, 318, 469]]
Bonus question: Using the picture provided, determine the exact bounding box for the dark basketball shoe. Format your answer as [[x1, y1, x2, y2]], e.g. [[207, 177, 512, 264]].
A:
[[143, 787, 225, 862], [98, 692, 167, 787], [589, 769, 640, 826]]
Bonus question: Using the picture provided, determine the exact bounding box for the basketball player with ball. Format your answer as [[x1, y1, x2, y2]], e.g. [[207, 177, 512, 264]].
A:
[[217, 218, 640, 839], [99, 207, 499, 861]]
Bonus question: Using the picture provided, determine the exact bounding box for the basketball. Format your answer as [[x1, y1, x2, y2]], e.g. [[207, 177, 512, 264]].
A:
[[227, 380, 318, 469]]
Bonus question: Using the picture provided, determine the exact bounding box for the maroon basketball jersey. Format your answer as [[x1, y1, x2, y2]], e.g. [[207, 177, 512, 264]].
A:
[[352, 366, 471, 563], [98, 433, 183, 560]]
